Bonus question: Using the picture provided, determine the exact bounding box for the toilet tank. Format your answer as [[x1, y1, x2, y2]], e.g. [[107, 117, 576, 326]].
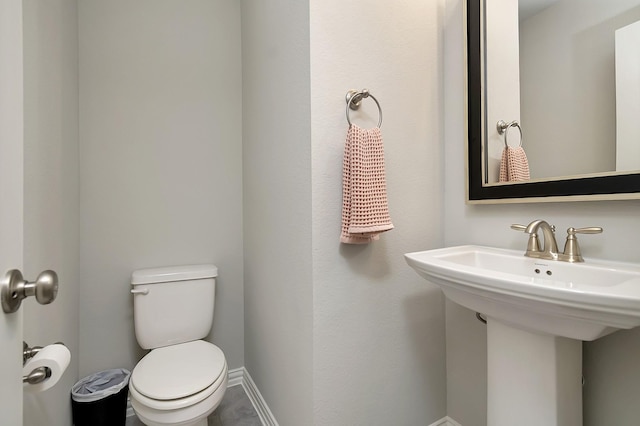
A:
[[131, 264, 218, 350]]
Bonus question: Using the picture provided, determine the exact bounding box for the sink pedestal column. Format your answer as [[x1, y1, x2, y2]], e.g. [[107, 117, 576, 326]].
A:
[[487, 319, 582, 426]]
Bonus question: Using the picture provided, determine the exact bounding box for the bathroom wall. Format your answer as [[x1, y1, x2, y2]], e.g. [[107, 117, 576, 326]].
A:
[[242, 0, 447, 424], [241, 1, 314, 424], [23, 0, 79, 425], [78, 0, 244, 377], [309, 0, 447, 424], [444, 0, 640, 424]]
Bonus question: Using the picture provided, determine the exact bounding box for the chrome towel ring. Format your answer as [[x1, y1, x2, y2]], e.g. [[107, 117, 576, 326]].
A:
[[497, 120, 522, 148], [345, 89, 383, 128]]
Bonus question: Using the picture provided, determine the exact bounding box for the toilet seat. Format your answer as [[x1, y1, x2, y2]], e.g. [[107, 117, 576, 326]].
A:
[[131, 340, 226, 404], [129, 361, 227, 411], [130, 364, 228, 426]]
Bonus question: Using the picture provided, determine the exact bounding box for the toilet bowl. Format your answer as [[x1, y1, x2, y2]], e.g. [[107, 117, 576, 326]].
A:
[[129, 340, 227, 426], [130, 265, 228, 426]]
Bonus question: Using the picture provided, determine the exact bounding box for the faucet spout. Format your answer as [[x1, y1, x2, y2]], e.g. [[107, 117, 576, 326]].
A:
[[524, 220, 559, 260]]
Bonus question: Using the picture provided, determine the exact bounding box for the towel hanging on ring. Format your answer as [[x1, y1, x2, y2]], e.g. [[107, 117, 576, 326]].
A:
[[499, 147, 530, 182], [340, 124, 394, 244], [498, 120, 530, 182]]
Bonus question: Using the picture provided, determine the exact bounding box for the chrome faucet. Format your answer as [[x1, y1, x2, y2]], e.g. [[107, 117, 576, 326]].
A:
[[524, 220, 558, 260], [512, 220, 603, 262]]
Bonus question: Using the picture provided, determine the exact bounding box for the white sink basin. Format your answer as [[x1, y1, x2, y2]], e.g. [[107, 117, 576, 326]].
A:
[[405, 245, 640, 340]]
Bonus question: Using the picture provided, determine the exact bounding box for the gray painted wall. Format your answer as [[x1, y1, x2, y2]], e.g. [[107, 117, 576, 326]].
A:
[[78, 0, 244, 377], [23, 0, 79, 424], [241, 1, 314, 424], [242, 0, 447, 424], [444, 0, 640, 424], [310, 0, 447, 424]]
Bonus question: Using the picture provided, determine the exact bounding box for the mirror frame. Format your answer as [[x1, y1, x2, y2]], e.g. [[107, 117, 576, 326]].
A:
[[466, 0, 640, 203]]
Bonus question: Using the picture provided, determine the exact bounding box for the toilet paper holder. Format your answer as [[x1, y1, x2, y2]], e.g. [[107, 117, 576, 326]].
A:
[[23, 341, 65, 385], [23, 341, 43, 366], [23, 366, 52, 385]]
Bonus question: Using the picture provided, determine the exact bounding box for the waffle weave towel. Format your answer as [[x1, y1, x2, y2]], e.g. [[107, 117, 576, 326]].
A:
[[499, 146, 530, 182], [340, 124, 394, 244]]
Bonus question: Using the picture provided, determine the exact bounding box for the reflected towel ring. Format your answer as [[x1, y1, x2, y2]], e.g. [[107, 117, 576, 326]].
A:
[[346, 89, 383, 128], [497, 120, 522, 148]]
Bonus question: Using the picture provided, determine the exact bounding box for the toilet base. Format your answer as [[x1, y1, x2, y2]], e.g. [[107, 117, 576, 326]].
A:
[[132, 405, 214, 426], [133, 416, 208, 426]]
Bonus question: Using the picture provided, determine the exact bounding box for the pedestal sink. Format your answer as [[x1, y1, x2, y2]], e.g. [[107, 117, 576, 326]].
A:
[[405, 245, 640, 426]]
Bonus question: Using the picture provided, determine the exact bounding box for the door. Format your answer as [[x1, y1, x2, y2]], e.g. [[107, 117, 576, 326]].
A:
[[0, 0, 24, 425]]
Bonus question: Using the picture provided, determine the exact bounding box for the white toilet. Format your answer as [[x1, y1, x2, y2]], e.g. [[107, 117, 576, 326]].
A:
[[129, 264, 228, 426]]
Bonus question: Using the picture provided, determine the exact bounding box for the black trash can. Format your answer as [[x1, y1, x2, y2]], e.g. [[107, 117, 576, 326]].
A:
[[71, 368, 131, 426]]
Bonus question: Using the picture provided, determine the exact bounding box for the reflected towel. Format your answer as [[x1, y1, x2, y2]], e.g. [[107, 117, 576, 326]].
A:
[[499, 146, 530, 182], [340, 124, 394, 244]]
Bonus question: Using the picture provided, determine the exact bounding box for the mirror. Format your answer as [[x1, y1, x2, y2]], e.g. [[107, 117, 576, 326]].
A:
[[467, 0, 640, 203]]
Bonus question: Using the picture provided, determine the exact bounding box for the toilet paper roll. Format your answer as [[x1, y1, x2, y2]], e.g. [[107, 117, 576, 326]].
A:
[[23, 344, 71, 393]]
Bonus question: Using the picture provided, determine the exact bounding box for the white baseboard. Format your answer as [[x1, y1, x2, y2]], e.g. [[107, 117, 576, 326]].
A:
[[126, 366, 278, 426], [227, 366, 244, 387], [429, 417, 462, 426], [233, 367, 279, 426]]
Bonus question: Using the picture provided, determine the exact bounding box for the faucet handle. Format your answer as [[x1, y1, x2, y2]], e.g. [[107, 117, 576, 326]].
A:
[[560, 227, 603, 263], [571, 227, 603, 235], [511, 223, 541, 252]]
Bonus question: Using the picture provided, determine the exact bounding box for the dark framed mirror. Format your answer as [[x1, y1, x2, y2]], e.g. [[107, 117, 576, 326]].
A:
[[467, 0, 640, 203]]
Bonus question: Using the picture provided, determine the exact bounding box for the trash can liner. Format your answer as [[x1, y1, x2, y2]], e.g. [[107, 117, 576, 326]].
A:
[[71, 369, 130, 403]]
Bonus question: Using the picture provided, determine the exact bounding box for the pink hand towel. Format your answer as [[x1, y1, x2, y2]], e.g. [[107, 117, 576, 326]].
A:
[[340, 124, 394, 244], [499, 146, 530, 182]]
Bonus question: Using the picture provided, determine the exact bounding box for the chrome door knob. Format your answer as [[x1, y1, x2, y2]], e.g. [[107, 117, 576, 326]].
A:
[[1, 269, 59, 313], [30, 270, 58, 305]]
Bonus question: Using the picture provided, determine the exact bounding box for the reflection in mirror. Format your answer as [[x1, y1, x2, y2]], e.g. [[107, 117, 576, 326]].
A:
[[467, 0, 640, 202], [486, 0, 640, 184]]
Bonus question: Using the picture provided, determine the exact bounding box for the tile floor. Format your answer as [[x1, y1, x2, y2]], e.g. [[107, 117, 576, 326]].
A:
[[126, 385, 261, 426]]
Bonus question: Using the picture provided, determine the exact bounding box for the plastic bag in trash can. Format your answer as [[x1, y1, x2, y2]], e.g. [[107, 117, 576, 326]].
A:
[[71, 369, 130, 403]]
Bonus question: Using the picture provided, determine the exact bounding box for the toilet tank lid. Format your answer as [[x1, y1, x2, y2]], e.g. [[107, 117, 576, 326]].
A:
[[131, 264, 218, 285]]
